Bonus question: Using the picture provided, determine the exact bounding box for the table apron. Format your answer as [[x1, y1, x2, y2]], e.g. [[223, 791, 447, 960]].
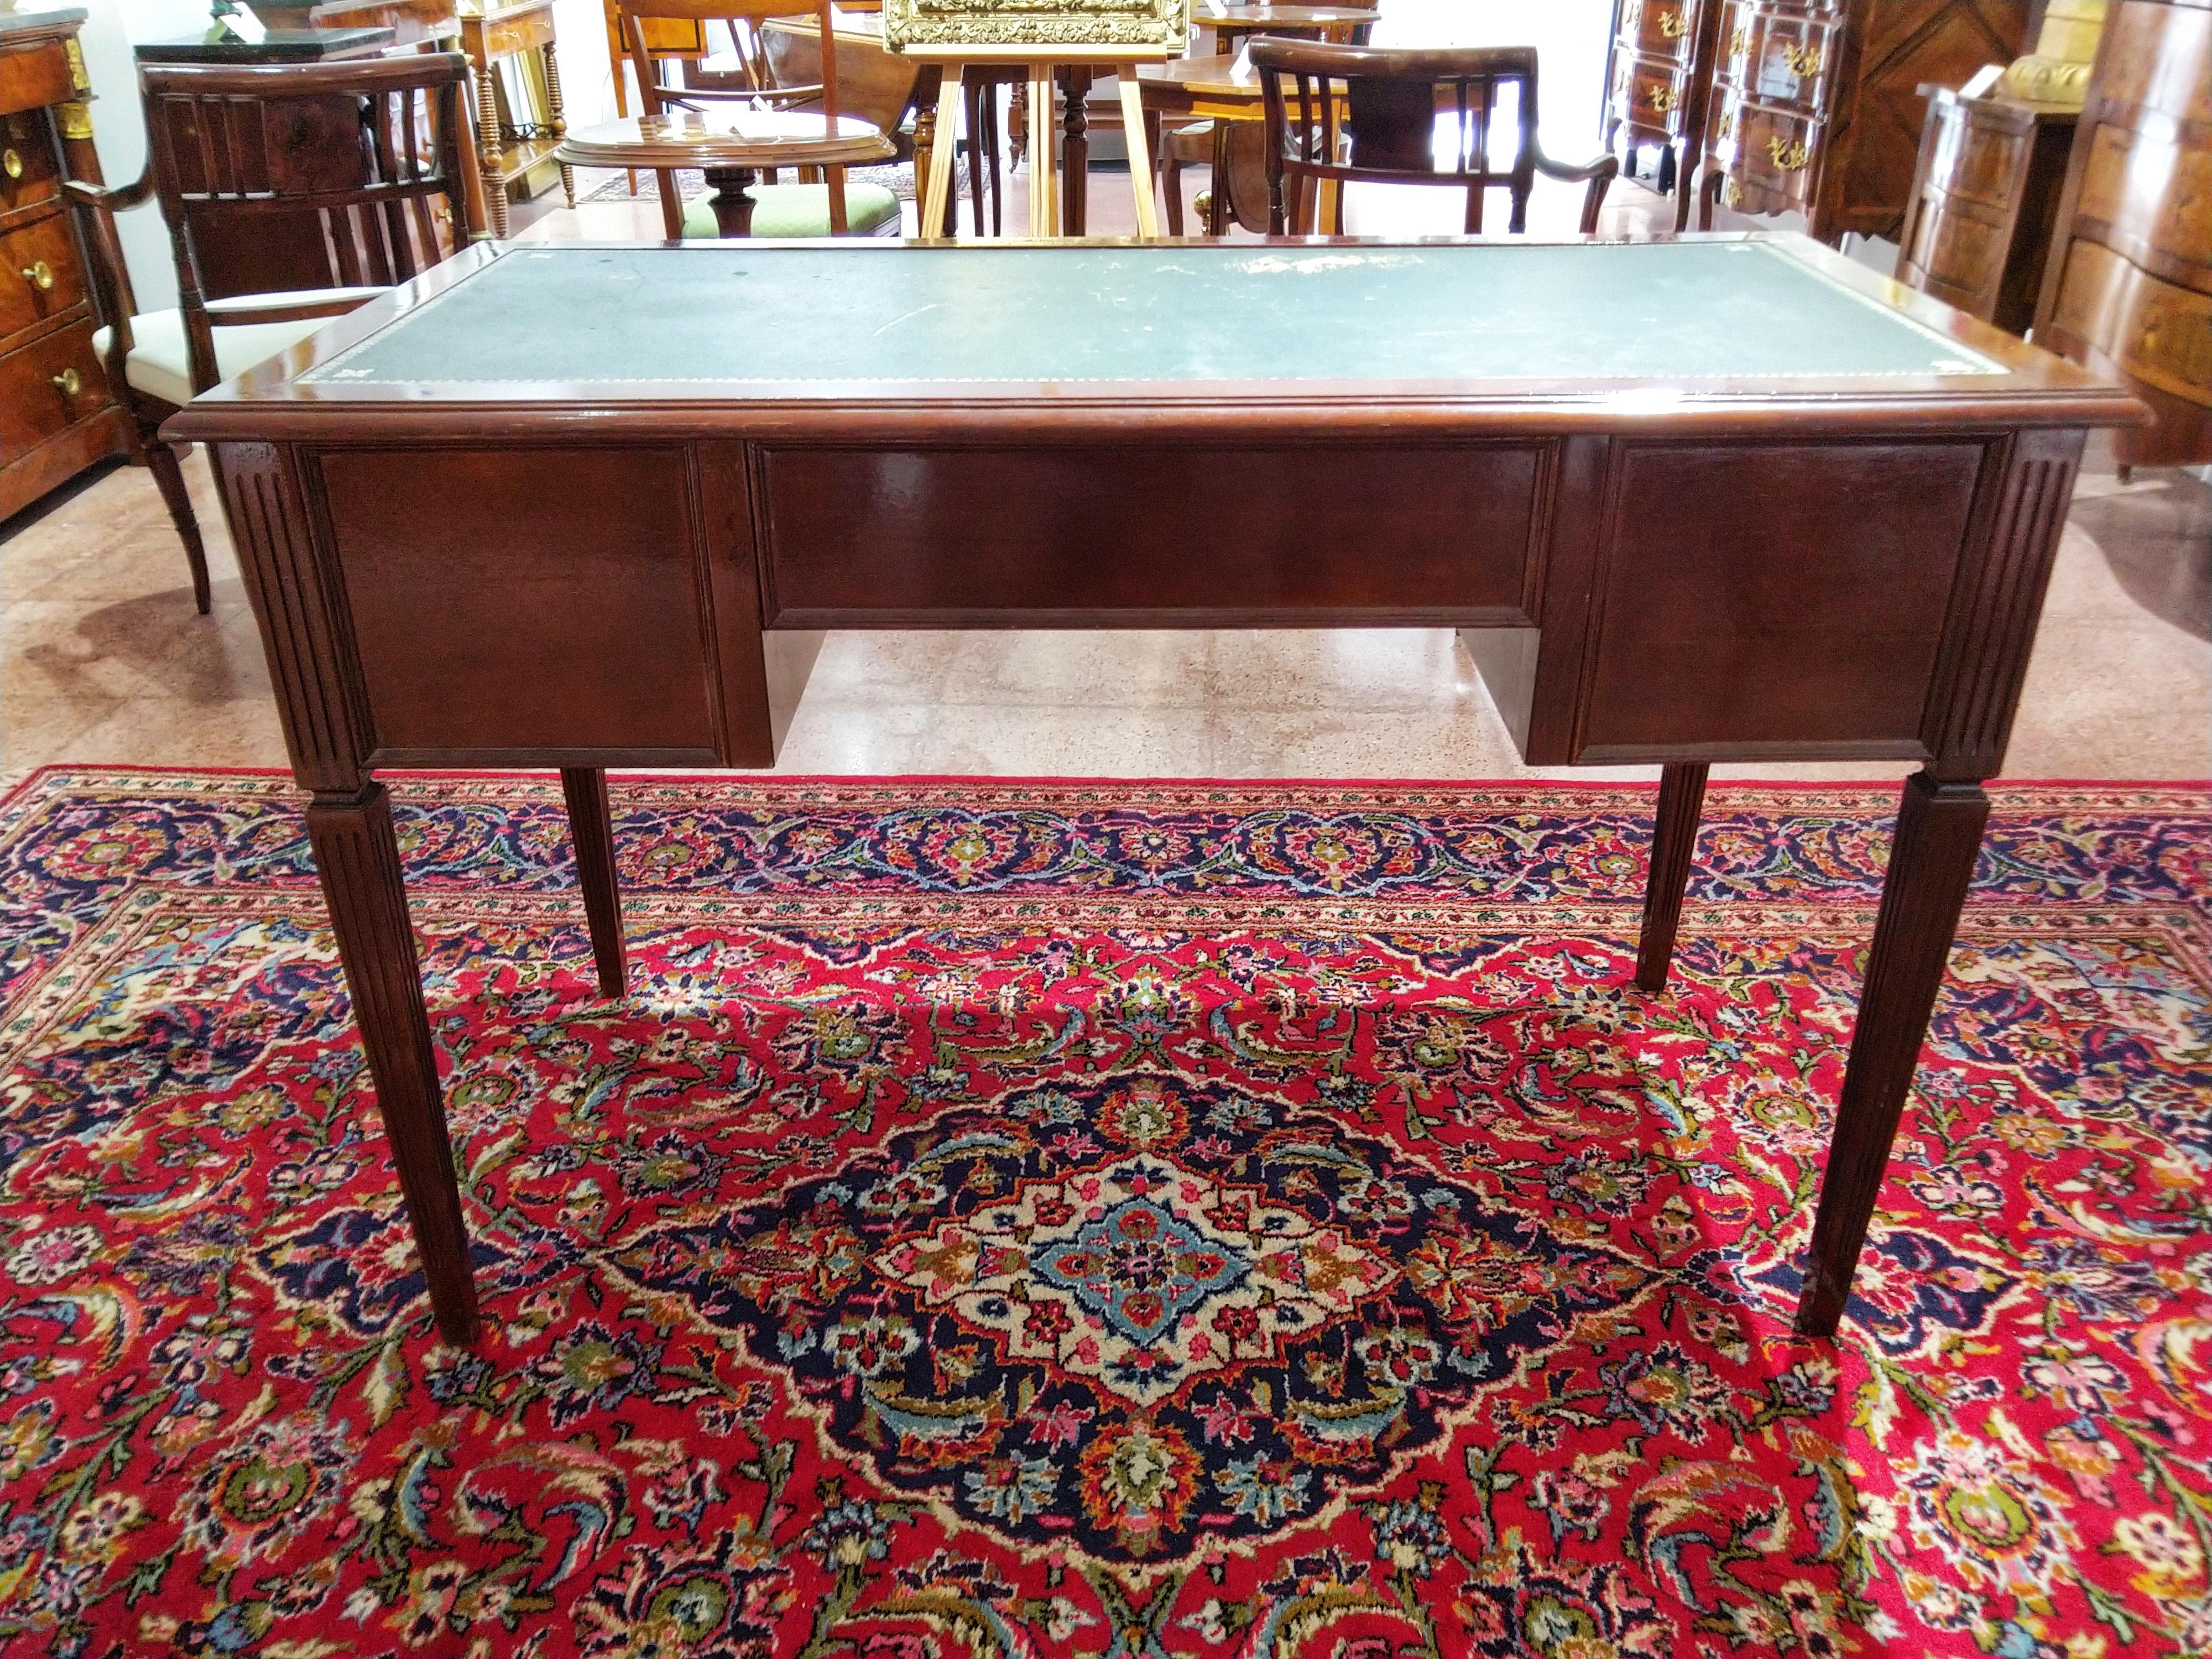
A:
[[206, 424, 2085, 787]]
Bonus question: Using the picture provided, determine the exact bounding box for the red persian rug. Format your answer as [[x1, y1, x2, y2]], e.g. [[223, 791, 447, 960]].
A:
[[0, 768, 2207, 1659]]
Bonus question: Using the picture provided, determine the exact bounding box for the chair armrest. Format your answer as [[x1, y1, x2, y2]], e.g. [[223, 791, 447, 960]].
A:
[[1530, 149, 1619, 186], [202, 289, 390, 326], [62, 174, 155, 214], [62, 175, 150, 373], [1532, 149, 1620, 235]]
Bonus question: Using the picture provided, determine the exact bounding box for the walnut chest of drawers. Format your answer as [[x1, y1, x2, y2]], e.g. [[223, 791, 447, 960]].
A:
[[1604, 0, 1723, 217], [1697, 1, 2039, 244], [1, 6, 128, 521], [2033, 0, 2211, 468]]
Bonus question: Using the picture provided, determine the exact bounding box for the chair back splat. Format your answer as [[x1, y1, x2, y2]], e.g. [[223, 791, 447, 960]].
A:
[[138, 54, 481, 395], [1249, 40, 1619, 236]]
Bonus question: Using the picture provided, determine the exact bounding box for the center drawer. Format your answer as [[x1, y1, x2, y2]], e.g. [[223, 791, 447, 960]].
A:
[[756, 442, 1552, 627]]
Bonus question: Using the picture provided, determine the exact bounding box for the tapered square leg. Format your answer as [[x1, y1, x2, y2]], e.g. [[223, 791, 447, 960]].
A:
[[1635, 761, 1708, 992], [560, 766, 627, 998], [306, 782, 480, 1346], [1794, 770, 1990, 1338]]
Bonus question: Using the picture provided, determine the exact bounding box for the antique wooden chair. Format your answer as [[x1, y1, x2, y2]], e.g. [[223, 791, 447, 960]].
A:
[[1250, 41, 1618, 237], [67, 54, 481, 613], [614, 0, 900, 238]]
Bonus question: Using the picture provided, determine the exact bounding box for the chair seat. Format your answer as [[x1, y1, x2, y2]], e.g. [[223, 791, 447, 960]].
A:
[[93, 289, 388, 406], [680, 181, 901, 239]]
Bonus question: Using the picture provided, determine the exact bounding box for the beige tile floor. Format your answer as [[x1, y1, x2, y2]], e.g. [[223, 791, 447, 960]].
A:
[[4, 168, 2206, 788]]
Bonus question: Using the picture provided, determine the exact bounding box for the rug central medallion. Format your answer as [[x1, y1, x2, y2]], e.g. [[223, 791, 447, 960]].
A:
[[614, 1074, 1654, 1562]]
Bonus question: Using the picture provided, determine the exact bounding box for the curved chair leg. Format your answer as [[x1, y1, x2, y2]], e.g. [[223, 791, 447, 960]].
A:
[[145, 437, 211, 615]]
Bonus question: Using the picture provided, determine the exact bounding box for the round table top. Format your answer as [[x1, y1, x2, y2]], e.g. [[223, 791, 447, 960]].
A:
[[556, 111, 895, 171], [1135, 53, 1262, 101]]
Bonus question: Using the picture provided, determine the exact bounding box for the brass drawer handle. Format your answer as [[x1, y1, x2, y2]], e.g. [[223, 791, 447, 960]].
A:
[[1782, 43, 1824, 77], [51, 366, 81, 397], [22, 260, 53, 290], [2, 148, 21, 180], [1767, 135, 1811, 171]]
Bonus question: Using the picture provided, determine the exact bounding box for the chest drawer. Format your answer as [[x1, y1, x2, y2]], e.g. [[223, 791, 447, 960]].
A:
[[1621, 0, 1699, 60], [0, 208, 86, 341], [1620, 57, 1694, 137], [2049, 239, 2212, 410], [0, 40, 71, 124], [1, 108, 60, 218], [1711, 91, 1820, 212], [0, 316, 106, 466]]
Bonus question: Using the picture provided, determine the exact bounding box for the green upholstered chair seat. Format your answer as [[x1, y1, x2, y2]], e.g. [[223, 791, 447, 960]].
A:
[[680, 181, 901, 239]]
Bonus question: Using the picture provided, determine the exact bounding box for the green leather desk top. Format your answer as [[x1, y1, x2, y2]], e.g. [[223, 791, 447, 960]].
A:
[[294, 237, 2008, 394]]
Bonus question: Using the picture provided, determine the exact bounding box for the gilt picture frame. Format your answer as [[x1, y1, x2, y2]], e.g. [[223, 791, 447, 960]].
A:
[[883, 0, 1188, 60]]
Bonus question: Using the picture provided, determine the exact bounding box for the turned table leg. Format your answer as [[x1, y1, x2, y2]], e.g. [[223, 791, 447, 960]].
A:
[[306, 781, 480, 1347], [1636, 761, 1708, 992], [561, 766, 627, 998], [1794, 769, 1989, 1338], [702, 165, 759, 237]]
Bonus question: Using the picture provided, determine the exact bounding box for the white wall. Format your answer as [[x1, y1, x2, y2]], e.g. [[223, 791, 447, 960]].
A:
[[75, 0, 216, 311], [65, 0, 624, 314]]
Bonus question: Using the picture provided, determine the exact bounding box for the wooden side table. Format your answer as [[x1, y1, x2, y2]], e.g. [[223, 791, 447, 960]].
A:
[[557, 110, 894, 236], [460, 0, 573, 237]]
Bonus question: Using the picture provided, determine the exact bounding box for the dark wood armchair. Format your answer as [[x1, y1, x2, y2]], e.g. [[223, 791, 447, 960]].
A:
[[66, 54, 481, 612], [1250, 41, 1619, 237], [614, 0, 899, 238]]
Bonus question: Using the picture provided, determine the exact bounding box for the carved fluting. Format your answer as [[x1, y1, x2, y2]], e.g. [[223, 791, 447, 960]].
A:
[[1635, 761, 1709, 993], [1796, 770, 1990, 1337], [305, 784, 481, 1347], [216, 444, 370, 792], [1927, 435, 2082, 778]]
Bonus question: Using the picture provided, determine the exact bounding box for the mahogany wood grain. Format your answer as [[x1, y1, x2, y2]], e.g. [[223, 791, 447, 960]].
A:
[[755, 442, 1548, 627], [1635, 761, 1708, 992], [305, 781, 480, 1348], [1796, 770, 1989, 1335], [561, 766, 628, 998]]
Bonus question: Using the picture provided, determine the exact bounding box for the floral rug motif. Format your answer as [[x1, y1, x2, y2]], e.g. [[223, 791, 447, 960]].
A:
[[0, 769, 2207, 1659]]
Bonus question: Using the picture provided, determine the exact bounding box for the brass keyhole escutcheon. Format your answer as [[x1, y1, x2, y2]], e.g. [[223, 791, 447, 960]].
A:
[[2, 148, 22, 181], [51, 366, 81, 398], [22, 259, 53, 290]]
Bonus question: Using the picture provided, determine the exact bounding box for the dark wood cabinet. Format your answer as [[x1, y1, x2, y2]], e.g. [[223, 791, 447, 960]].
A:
[[1896, 86, 2077, 330], [1603, 0, 1723, 216], [1697, 1, 2041, 244], [2032, 0, 2211, 469], [0, 7, 128, 521]]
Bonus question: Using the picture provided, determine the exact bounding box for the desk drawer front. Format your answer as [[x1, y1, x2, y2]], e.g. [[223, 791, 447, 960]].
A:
[[1575, 440, 1986, 760], [316, 447, 726, 760], [757, 443, 1548, 626]]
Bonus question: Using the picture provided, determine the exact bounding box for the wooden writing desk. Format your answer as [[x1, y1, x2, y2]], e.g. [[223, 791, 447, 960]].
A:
[[166, 234, 2140, 1349]]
